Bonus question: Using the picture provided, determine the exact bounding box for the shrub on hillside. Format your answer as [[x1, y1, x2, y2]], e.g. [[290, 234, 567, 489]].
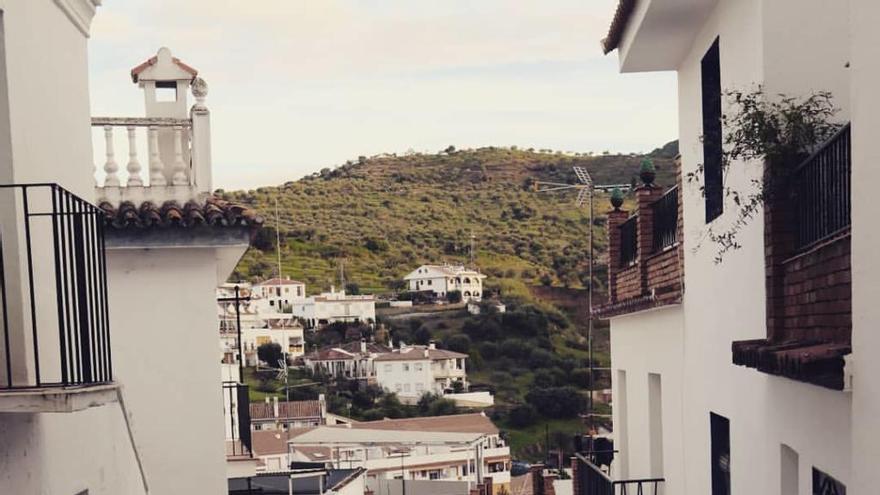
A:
[[445, 334, 471, 353], [508, 404, 538, 428], [525, 386, 586, 418]]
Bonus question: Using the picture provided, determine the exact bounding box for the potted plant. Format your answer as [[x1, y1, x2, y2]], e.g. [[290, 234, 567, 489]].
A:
[[639, 158, 656, 186], [610, 187, 624, 210]]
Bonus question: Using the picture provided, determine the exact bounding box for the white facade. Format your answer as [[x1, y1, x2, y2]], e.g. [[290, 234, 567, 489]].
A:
[[605, 1, 869, 494], [252, 277, 306, 313], [219, 302, 305, 366], [374, 343, 468, 403], [293, 287, 376, 329], [403, 264, 487, 302]]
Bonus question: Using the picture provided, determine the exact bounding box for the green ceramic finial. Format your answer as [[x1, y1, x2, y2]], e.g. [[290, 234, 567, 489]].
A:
[[639, 158, 656, 185], [610, 187, 624, 210]]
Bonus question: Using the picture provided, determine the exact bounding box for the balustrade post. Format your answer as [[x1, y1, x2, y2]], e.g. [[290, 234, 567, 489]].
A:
[[125, 126, 143, 186], [148, 127, 167, 186], [171, 126, 188, 186], [102, 126, 119, 187]]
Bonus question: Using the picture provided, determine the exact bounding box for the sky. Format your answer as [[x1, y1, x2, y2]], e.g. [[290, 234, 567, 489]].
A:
[[88, 1, 677, 190]]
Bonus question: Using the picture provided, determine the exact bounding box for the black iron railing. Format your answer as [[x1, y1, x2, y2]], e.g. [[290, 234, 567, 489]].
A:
[[652, 186, 679, 252], [791, 123, 851, 250], [0, 184, 111, 389], [619, 216, 638, 267], [224, 381, 253, 457], [575, 454, 664, 495]]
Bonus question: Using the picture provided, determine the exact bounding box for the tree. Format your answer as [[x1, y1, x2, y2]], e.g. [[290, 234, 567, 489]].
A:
[[507, 404, 538, 428], [445, 334, 471, 353], [413, 326, 432, 345], [525, 387, 586, 418], [345, 282, 360, 295], [257, 342, 283, 367]]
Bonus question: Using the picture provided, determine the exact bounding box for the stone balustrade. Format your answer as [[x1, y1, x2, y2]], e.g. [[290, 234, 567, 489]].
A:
[[92, 106, 212, 206]]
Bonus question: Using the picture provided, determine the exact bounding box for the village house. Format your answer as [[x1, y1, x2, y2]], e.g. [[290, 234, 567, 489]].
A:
[[404, 264, 487, 302], [302, 340, 391, 382], [247, 413, 511, 494], [293, 287, 376, 329], [218, 297, 305, 366], [250, 396, 324, 431], [0, 3, 260, 494], [573, 1, 880, 495], [374, 342, 469, 401], [252, 276, 306, 313]]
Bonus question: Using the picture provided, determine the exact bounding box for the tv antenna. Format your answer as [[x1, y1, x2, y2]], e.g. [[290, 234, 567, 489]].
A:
[[533, 167, 631, 436]]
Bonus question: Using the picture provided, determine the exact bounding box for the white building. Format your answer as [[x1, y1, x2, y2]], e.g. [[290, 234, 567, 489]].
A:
[[258, 414, 511, 493], [0, 4, 258, 494], [252, 277, 306, 313], [374, 342, 469, 402], [219, 300, 305, 366], [302, 340, 391, 382], [404, 264, 487, 302], [293, 287, 376, 329], [581, 1, 878, 495]]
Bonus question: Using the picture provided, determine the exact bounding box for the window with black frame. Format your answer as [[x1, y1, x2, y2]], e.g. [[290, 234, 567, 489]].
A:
[[701, 37, 723, 223], [710, 412, 731, 495]]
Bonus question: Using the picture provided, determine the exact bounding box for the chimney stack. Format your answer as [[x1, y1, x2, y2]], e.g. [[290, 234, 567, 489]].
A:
[[428, 341, 436, 350], [272, 396, 279, 419], [360, 338, 367, 354]]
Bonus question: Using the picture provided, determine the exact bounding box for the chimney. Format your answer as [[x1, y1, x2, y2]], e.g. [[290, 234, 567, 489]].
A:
[[272, 396, 279, 419], [428, 341, 436, 350], [318, 393, 327, 421], [360, 338, 367, 354]]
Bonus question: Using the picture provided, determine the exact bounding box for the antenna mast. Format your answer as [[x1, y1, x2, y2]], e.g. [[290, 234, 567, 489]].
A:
[[275, 197, 282, 279]]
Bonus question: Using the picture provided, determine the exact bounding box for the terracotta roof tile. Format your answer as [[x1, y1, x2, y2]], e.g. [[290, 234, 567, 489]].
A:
[[304, 341, 391, 361], [601, 0, 637, 54], [256, 278, 306, 286], [99, 196, 263, 230], [250, 400, 322, 421], [130, 54, 199, 83]]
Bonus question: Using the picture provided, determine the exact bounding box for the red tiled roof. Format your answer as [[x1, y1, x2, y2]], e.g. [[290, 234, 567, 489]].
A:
[[304, 341, 391, 361], [250, 400, 322, 421], [130, 54, 198, 83], [99, 196, 263, 229], [337, 413, 498, 434], [601, 0, 637, 54], [374, 346, 468, 362], [250, 430, 288, 456]]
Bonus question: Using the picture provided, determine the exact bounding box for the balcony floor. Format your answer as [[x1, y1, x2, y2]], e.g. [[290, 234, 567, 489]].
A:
[[0, 383, 119, 413]]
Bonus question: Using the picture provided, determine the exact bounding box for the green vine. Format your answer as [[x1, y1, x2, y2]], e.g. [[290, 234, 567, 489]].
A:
[[687, 87, 842, 262]]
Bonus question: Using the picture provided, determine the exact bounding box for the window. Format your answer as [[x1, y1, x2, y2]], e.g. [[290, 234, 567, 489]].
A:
[[403, 364, 410, 372], [395, 383, 402, 392], [648, 373, 664, 477], [384, 364, 392, 372], [781, 444, 798, 495], [155, 81, 177, 102], [427, 280, 432, 286], [710, 412, 731, 495], [416, 383, 424, 392], [701, 37, 723, 222], [812, 467, 845, 495], [404, 383, 410, 392]]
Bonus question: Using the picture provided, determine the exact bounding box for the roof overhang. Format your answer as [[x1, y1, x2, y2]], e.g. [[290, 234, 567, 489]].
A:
[[603, 0, 719, 73]]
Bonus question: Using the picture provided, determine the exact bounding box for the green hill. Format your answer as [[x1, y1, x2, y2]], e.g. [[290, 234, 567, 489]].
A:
[[220, 143, 678, 294]]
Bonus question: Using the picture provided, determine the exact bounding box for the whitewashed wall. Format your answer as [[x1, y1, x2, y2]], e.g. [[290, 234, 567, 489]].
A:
[[848, 0, 880, 492], [107, 248, 231, 495], [376, 358, 434, 400]]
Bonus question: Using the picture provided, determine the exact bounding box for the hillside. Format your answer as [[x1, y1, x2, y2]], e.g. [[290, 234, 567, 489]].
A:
[[220, 143, 678, 294]]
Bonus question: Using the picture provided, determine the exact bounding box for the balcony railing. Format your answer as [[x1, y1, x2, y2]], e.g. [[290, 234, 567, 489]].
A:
[[0, 184, 112, 389], [92, 112, 212, 205], [791, 123, 851, 250], [224, 381, 253, 458], [574, 454, 664, 495], [652, 186, 678, 252], [619, 216, 638, 267]]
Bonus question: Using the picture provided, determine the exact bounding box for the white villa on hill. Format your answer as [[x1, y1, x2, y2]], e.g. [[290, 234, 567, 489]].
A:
[[575, 1, 880, 495], [293, 287, 376, 329], [374, 342, 468, 400], [253, 277, 306, 313], [404, 264, 487, 301]]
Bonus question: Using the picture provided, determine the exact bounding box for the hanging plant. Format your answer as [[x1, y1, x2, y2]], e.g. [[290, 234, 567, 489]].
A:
[[687, 86, 842, 262], [639, 158, 656, 186]]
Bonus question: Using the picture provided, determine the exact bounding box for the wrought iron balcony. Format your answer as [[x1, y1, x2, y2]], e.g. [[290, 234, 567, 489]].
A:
[[573, 453, 664, 495], [0, 184, 116, 412]]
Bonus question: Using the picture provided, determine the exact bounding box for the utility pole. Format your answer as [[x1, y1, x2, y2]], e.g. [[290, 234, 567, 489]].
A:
[[275, 197, 282, 278]]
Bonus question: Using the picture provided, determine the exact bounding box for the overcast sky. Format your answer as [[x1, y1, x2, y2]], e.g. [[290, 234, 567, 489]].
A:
[[88, 1, 677, 190]]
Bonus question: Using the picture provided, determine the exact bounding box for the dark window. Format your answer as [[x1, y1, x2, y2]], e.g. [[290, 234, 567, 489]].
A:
[[813, 468, 846, 495], [710, 412, 730, 495], [701, 37, 723, 222]]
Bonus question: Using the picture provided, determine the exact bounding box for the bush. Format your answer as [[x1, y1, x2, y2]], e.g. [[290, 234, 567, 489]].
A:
[[508, 404, 538, 428], [447, 290, 463, 304], [413, 326, 433, 345], [479, 341, 499, 360], [500, 339, 530, 359], [525, 386, 586, 418], [445, 334, 471, 353], [257, 342, 283, 367], [570, 368, 592, 388]]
